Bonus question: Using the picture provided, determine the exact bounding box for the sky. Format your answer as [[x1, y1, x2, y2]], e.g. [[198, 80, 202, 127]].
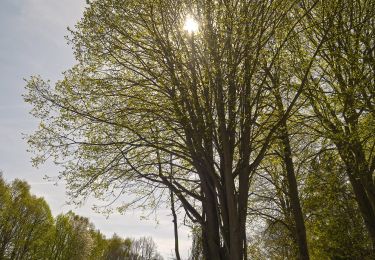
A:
[[0, 0, 190, 258]]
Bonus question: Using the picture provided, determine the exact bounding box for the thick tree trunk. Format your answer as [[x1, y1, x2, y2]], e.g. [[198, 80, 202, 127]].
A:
[[336, 140, 375, 250], [238, 166, 250, 260], [201, 177, 223, 260], [351, 141, 375, 212], [223, 158, 242, 260], [199, 168, 248, 260], [201, 215, 222, 259], [347, 172, 375, 249]]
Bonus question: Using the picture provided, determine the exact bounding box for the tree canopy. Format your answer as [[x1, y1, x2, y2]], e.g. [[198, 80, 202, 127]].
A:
[[24, 0, 375, 259]]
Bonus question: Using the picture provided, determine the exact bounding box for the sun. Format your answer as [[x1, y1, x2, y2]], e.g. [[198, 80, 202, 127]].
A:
[[183, 16, 199, 33]]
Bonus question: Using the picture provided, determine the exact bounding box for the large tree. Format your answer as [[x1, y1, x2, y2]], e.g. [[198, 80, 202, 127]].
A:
[[301, 0, 375, 248], [25, 0, 328, 259]]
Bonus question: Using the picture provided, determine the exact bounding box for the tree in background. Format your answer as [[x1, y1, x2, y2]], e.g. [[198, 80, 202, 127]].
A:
[[0, 174, 164, 260], [0, 174, 53, 260], [304, 151, 372, 259], [246, 1, 375, 258], [131, 237, 163, 260], [102, 234, 131, 260], [247, 146, 373, 259], [89, 229, 108, 260], [301, 0, 375, 248], [47, 211, 94, 260]]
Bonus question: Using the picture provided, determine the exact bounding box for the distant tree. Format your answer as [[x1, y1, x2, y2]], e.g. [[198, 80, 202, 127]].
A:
[[261, 64, 311, 259], [48, 211, 94, 260], [102, 234, 132, 260], [89, 229, 109, 260], [131, 237, 163, 260], [0, 175, 53, 260], [0, 174, 164, 260]]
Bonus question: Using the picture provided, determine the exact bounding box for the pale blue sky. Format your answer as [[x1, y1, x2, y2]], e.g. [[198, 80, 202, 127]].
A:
[[0, 0, 190, 258]]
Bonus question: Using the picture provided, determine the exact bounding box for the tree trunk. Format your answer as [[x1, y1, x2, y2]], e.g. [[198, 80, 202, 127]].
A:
[[275, 89, 309, 260], [336, 140, 375, 250], [351, 141, 375, 212], [279, 123, 310, 260], [170, 190, 181, 260], [347, 172, 375, 248], [201, 177, 223, 260], [169, 155, 181, 260]]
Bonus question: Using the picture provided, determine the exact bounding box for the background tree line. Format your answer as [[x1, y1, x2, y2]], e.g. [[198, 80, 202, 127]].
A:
[[0, 174, 163, 260], [24, 0, 375, 259]]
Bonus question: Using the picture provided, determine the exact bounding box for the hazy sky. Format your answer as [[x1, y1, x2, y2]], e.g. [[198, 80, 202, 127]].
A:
[[0, 0, 190, 258]]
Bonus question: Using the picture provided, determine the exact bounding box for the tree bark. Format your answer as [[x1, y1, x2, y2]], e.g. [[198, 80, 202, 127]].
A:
[[347, 172, 375, 249], [279, 123, 310, 260], [335, 139, 375, 250], [200, 173, 223, 260], [275, 89, 309, 260]]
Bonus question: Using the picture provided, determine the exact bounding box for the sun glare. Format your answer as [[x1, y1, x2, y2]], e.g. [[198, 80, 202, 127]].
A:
[[183, 16, 199, 33]]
